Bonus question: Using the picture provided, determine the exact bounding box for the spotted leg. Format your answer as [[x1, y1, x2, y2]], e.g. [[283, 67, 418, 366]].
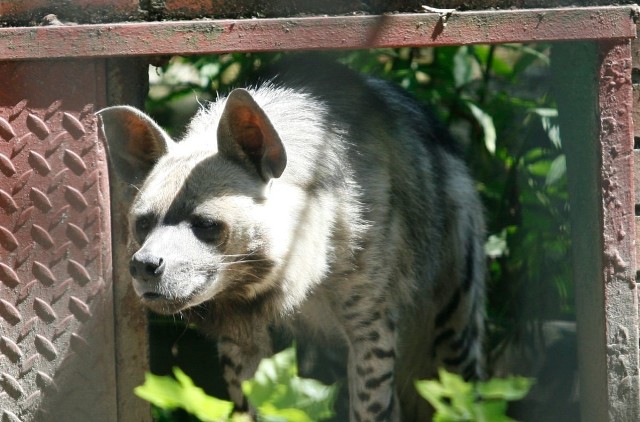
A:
[[217, 327, 272, 417], [343, 305, 400, 422]]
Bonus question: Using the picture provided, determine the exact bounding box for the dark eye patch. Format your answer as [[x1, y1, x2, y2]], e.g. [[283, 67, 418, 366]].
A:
[[190, 215, 226, 244], [134, 214, 156, 242]]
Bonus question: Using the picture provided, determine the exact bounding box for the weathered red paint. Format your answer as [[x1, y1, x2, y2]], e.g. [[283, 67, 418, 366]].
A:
[[596, 40, 640, 421], [0, 6, 636, 60]]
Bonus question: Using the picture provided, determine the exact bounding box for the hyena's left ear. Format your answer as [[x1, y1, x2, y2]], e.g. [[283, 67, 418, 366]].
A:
[[217, 88, 287, 181], [97, 105, 174, 186]]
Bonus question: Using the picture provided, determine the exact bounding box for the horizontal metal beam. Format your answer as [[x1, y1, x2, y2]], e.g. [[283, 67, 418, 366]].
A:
[[0, 6, 637, 60]]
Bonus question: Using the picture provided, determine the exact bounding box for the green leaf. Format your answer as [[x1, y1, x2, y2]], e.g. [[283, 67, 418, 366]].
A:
[[545, 155, 566, 186], [453, 46, 476, 88], [474, 401, 514, 422], [485, 228, 510, 258], [243, 347, 337, 422], [135, 372, 186, 409], [257, 403, 314, 422], [531, 108, 562, 149], [415, 379, 456, 416], [467, 102, 497, 155], [476, 376, 534, 401], [531, 108, 557, 118], [135, 368, 233, 422], [416, 369, 534, 422]]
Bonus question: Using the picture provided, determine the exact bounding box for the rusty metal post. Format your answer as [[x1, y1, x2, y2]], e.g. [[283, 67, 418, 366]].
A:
[[632, 24, 640, 331], [0, 58, 149, 421], [554, 40, 640, 421], [105, 57, 152, 422]]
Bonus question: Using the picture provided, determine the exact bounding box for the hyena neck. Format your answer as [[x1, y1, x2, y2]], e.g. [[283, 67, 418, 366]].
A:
[[197, 289, 285, 340]]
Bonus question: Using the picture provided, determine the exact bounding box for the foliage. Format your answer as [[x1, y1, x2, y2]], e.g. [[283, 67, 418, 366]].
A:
[[138, 348, 532, 422], [135, 368, 234, 422], [243, 346, 337, 422], [135, 346, 337, 422], [416, 369, 533, 422]]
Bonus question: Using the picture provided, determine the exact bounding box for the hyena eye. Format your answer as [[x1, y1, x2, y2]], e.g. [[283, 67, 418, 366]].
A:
[[134, 215, 154, 241], [190, 216, 225, 243]]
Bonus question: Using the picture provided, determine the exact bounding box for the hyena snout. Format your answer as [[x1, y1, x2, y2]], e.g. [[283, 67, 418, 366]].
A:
[[130, 250, 166, 283]]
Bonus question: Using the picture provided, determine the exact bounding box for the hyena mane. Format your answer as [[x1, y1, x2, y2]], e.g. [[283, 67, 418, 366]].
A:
[[99, 56, 485, 422]]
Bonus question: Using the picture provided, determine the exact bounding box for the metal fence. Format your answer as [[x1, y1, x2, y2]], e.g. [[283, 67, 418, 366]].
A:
[[0, 4, 637, 421]]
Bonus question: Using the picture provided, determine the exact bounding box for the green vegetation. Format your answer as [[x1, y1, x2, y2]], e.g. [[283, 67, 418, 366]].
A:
[[136, 368, 235, 422], [416, 369, 533, 422], [136, 346, 337, 422], [137, 346, 532, 421]]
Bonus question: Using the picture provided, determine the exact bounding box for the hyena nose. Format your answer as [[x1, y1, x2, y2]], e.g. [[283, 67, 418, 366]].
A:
[[130, 251, 166, 280]]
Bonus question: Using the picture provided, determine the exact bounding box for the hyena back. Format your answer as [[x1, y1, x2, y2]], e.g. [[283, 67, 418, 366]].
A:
[[99, 58, 485, 421]]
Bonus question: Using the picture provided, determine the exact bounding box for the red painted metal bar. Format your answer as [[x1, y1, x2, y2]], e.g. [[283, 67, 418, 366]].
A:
[[0, 6, 636, 60], [595, 40, 638, 421], [553, 38, 640, 422]]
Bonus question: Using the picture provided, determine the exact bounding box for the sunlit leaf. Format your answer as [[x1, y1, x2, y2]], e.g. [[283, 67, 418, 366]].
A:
[[467, 102, 497, 155], [474, 401, 513, 422], [476, 376, 534, 401], [135, 368, 233, 422], [545, 155, 566, 186], [243, 347, 337, 422], [531, 108, 562, 149], [485, 229, 510, 258], [416, 369, 533, 422]]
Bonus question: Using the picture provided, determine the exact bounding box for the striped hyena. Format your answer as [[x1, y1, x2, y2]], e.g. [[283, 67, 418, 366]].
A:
[[99, 57, 485, 421]]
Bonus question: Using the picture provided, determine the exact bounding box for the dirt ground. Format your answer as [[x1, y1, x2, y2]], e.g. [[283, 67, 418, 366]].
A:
[[1, 0, 637, 26]]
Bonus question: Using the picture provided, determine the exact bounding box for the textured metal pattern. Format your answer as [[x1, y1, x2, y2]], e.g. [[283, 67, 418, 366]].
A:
[[0, 60, 116, 421]]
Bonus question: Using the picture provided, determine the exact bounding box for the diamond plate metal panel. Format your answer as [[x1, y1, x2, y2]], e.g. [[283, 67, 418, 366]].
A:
[[0, 60, 116, 421]]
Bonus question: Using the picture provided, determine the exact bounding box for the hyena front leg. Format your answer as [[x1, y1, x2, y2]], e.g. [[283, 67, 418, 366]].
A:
[[217, 331, 272, 416], [343, 304, 400, 422]]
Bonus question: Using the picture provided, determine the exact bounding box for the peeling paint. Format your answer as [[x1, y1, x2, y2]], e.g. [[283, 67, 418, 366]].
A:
[[598, 41, 640, 420], [604, 245, 630, 284], [0, 6, 636, 60]]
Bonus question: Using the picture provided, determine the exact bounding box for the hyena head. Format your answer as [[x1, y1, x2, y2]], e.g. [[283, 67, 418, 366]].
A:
[[98, 89, 287, 315]]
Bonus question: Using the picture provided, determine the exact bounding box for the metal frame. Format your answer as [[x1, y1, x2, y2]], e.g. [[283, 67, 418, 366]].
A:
[[0, 7, 636, 59], [0, 5, 637, 421]]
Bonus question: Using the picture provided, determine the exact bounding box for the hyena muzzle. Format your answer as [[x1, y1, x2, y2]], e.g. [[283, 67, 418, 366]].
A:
[[99, 57, 485, 422]]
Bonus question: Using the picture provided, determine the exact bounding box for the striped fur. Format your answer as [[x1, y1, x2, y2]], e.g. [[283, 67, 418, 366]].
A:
[[99, 57, 485, 421]]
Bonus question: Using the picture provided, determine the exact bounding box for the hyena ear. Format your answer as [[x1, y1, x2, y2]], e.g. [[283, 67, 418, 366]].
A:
[[217, 88, 287, 181], [97, 105, 174, 186]]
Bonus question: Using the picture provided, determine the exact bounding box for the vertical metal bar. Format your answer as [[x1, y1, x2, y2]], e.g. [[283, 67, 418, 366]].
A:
[[555, 40, 640, 421], [597, 40, 640, 421], [105, 57, 152, 422], [631, 27, 640, 316]]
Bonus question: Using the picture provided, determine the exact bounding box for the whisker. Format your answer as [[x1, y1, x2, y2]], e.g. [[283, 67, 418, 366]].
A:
[[219, 253, 261, 259], [219, 259, 271, 266], [127, 183, 141, 192]]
